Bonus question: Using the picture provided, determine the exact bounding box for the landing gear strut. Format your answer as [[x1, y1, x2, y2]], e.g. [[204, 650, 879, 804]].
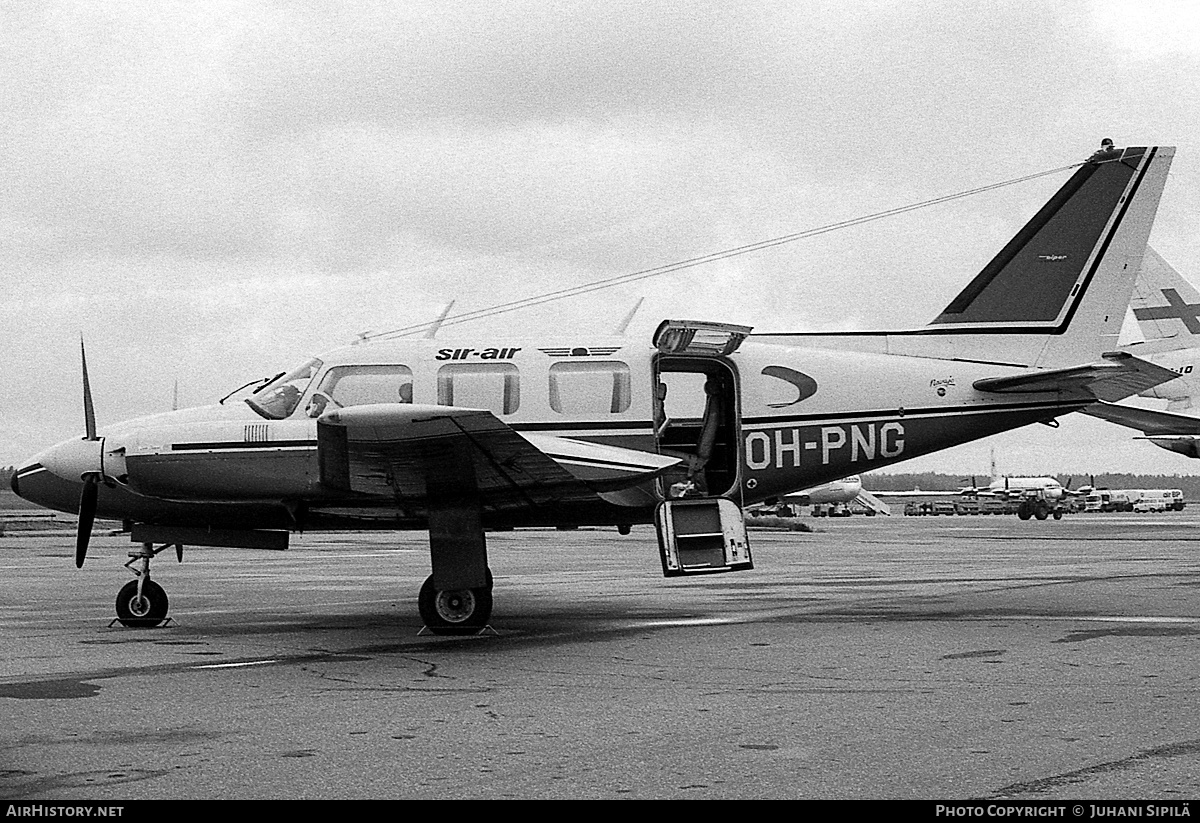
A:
[[113, 542, 177, 628], [418, 570, 493, 635]]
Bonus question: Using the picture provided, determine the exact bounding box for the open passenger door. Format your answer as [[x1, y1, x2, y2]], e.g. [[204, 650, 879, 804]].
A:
[[650, 321, 754, 576]]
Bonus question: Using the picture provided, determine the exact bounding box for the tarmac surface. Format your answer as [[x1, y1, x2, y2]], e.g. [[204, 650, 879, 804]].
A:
[[4, 509, 1200, 800]]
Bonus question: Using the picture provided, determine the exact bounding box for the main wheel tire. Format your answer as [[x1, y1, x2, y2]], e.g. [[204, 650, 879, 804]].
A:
[[418, 573, 493, 635], [115, 579, 169, 628]]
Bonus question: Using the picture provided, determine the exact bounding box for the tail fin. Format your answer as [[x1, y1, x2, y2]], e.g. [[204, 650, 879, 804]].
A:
[[919, 145, 1174, 368], [1118, 247, 1200, 410], [1128, 247, 1200, 345]]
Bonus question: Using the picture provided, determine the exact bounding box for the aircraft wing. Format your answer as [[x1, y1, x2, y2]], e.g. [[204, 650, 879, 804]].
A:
[[1082, 401, 1200, 436], [316, 403, 679, 510], [972, 352, 1178, 402]]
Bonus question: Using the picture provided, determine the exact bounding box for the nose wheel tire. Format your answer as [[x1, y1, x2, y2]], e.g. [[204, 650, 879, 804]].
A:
[[418, 573, 493, 635], [115, 579, 169, 628]]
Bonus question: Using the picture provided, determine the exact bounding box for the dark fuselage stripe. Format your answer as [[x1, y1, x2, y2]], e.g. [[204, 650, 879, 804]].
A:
[[171, 440, 316, 451]]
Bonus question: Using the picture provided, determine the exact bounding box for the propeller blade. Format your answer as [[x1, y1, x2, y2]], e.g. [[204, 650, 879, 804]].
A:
[[75, 477, 98, 568], [81, 337, 97, 441]]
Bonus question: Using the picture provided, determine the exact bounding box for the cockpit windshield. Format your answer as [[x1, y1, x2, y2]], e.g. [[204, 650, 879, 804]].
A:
[[245, 358, 323, 420]]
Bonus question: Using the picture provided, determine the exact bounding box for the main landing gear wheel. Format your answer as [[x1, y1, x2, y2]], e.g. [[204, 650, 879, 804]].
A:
[[115, 579, 169, 628], [418, 572, 493, 635]]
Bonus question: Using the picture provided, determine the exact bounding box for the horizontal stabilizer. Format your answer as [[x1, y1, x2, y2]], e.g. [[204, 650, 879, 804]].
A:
[[973, 352, 1178, 402], [1082, 401, 1200, 436]]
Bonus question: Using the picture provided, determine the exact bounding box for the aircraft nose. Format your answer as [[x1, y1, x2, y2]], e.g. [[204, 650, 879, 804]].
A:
[[40, 437, 104, 482], [10, 457, 86, 515]]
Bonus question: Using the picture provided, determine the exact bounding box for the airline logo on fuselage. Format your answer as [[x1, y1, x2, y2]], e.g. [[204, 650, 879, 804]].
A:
[[538, 346, 622, 357], [435, 347, 523, 361]]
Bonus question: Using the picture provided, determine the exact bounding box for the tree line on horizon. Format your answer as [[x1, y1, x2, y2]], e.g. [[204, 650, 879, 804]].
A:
[[863, 471, 1200, 497]]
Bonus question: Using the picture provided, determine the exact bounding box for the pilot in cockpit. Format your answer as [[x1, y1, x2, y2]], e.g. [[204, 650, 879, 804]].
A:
[[305, 393, 329, 418]]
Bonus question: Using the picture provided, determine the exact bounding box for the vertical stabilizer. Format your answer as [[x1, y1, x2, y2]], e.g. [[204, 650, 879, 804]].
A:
[[921, 146, 1173, 368], [1119, 248, 1200, 410], [1128, 247, 1200, 345]]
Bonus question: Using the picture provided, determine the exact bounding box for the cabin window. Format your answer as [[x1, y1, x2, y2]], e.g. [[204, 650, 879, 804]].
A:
[[548, 361, 631, 414], [437, 363, 520, 415], [312, 365, 414, 415], [246, 357, 323, 420]]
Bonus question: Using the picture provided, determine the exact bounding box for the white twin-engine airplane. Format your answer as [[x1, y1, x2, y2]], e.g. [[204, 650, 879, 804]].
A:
[[11, 144, 1181, 633]]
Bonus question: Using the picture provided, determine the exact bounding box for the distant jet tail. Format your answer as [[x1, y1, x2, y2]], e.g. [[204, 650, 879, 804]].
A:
[[1127, 247, 1200, 346], [1114, 247, 1200, 409], [918, 145, 1174, 368]]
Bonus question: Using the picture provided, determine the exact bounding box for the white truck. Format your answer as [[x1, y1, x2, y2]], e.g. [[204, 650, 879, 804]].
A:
[[1133, 489, 1184, 512]]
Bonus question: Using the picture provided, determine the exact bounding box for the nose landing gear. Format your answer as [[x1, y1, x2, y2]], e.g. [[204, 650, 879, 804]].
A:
[[115, 579, 169, 627], [111, 542, 177, 628]]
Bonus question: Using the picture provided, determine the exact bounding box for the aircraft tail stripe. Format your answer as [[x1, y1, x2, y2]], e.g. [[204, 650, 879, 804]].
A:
[[1055, 148, 1156, 333], [929, 147, 1154, 330]]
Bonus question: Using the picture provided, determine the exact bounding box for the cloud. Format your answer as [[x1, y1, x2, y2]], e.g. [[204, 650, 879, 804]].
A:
[[4, 0, 1200, 474]]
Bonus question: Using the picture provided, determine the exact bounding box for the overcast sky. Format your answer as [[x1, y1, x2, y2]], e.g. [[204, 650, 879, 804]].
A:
[[4, 0, 1200, 477]]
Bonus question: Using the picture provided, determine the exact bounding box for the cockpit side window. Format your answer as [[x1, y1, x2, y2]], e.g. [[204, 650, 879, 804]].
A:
[[311, 365, 414, 416], [246, 358, 322, 420]]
